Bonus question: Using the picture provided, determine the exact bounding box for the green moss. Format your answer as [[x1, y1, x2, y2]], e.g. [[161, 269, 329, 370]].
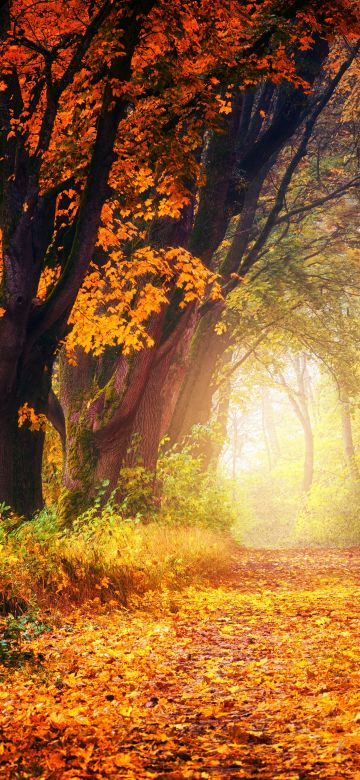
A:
[[188, 310, 217, 362], [58, 417, 98, 528], [102, 378, 117, 422], [58, 487, 87, 528]]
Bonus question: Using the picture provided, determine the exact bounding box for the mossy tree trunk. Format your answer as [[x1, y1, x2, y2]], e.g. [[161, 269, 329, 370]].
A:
[[57, 308, 198, 523]]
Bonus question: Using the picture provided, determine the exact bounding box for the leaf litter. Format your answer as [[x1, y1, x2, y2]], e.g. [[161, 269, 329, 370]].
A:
[[1, 549, 360, 778]]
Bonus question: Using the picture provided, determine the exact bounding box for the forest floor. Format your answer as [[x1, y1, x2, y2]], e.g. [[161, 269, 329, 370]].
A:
[[1, 549, 360, 779]]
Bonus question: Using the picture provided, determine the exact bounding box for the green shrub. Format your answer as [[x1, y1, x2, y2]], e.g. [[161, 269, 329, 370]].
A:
[[116, 466, 155, 517], [295, 475, 360, 547], [0, 432, 245, 611], [156, 447, 238, 531]]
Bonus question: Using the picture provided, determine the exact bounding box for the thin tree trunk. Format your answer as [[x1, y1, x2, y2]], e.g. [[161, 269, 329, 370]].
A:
[[261, 399, 273, 473], [261, 389, 280, 468], [279, 354, 314, 493], [301, 416, 314, 493], [210, 378, 231, 469], [296, 356, 314, 493], [340, 391, 359, 479]]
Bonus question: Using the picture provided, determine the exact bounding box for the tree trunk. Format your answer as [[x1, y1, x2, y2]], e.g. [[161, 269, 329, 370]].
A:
[[261, 389, 280, 469], [209, 377, 231, 469], [168, 306, 229, 448], [0, 403, 18, 511], [56, 304, 229, 521], [124, 309, 197, 470], [232, 417, 239, 484], [340, 392, 359, 479], [0, 360, 51, 516], [57, 306, 198, 524], [296, 357, 314, 493], [301, 415, 314, 493], [279, 354, 314, 492]]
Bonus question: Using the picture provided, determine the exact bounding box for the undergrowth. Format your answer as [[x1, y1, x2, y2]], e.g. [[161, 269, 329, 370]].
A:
[[0, 504, 238, 617], [0, 442, 242, 623]]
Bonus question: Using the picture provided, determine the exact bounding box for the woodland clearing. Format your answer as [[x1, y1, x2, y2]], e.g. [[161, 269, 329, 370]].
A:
[[1, 549, 360, 779]]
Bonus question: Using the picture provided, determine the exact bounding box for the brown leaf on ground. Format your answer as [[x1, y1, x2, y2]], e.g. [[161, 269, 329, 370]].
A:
[[1, 549, 360, 778]]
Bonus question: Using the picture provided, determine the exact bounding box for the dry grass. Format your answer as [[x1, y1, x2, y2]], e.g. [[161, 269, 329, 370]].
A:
[[0, 521, 239, 614]]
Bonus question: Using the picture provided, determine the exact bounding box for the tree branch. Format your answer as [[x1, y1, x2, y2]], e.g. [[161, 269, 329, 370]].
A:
[[29, 0, 157, 341], [47, 389, 66, 452], [274, 176, 360, 225], [236, 41, 360, 279]]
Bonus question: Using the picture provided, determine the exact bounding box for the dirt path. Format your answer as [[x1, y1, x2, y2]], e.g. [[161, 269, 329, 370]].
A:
[[2, 550, 360, 778]]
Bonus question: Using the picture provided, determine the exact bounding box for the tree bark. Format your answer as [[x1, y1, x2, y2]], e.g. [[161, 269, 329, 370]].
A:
[[124, 309, 197, 469], [0, 357, 51, 516], [168, 306, 229, 449]]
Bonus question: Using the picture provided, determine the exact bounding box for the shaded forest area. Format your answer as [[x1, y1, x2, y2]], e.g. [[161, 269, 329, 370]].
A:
[[0, 1, 359, 777]]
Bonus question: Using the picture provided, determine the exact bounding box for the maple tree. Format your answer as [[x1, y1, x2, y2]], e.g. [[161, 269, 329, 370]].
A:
[[0, 0, 163, 515], [54, 26, 360, 522], [2, 0, 353, 516]]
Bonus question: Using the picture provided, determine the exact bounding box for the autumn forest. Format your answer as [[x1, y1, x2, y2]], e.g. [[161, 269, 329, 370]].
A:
[[0, 0, 360, 777]]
